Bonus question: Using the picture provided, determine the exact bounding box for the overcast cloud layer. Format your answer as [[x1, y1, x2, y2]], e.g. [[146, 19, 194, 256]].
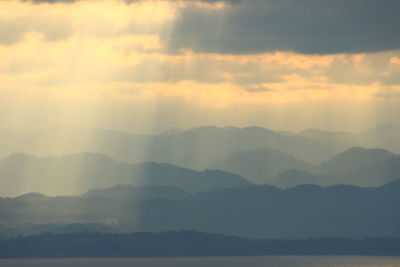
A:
[[9, 0, 400, 54], [167, 0, 400, 54]]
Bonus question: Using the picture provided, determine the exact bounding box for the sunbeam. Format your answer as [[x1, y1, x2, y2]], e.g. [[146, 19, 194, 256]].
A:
[[1, 0, 400, 264]]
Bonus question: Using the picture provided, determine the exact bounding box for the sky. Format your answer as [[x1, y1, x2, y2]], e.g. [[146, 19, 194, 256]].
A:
[[1, 0, 400, 133]]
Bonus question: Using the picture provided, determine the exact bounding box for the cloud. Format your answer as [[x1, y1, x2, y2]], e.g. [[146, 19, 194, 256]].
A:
[[243, 84, 274, 93], [0, 0, 175, 45], [167, 0, 400, 54], [16, 0, 400, 55], [0, 16, 71, 45], [1, 0, 399, 116], [374, 87, 400, 99]]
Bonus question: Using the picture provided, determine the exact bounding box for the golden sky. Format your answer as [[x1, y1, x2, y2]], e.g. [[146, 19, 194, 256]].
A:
[[1, 0, 400, 133]]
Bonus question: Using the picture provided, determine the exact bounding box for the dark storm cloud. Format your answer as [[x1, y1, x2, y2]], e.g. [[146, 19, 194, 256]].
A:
[[167, 0, 400, 54]]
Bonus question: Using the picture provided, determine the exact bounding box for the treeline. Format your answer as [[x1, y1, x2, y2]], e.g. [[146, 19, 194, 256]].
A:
[[0, 230, 400, 258]]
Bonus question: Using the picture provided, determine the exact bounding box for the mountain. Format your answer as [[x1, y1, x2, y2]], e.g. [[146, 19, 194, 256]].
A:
[[15, 192, 50, 202], [1, 231, 399, 258], [0, 126, 332, 170], [316, 147, 395, 175], [0, 181, 399, 239], [337, 156, 400, 187], [243, 147, 400, 187], [311, 147, 400, 187], [299, 124, 400, 155], [145, 125, 338, 166], [358, 124, 400, 152], [210, 148, 313, 184], [272, 169, 322, 188], [300, 129, 358, 152], [0, 153, 252, 196], [84, 185, 189, 200]]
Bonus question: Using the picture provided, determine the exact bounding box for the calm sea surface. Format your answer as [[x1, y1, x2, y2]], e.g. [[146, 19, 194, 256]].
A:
[[0, 256, 399, 267]]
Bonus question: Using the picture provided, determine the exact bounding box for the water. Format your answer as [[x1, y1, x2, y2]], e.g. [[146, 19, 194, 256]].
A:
[[0, 256, 399, 267]]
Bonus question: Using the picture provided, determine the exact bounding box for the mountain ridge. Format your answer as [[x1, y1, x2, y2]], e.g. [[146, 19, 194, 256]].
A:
[[0, 180, 399, 239], [0, 152, 251, 196]]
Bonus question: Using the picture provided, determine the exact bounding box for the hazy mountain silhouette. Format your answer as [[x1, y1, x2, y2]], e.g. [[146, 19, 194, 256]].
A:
[[210, 148, 313, 184], [84, 185, 189, 200], [272, 169, 322, 188], [300, 128, 358, 152], [299, 124, 400, 155], [213, 146, 400, 187], [358, 124, 400, 152], [16, 192, 50, 202], [1, 181, 399, 239], [305, 147, 400, 187], [0, 126, 332, 169], [336, 156, 400, 187], [1, 124, 400, 170], [0, 153, 251, 196], [316, 147, 395, 175]]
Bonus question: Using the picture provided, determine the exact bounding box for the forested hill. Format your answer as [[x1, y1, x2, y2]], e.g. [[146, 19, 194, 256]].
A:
[[0, 231, 399, 258]]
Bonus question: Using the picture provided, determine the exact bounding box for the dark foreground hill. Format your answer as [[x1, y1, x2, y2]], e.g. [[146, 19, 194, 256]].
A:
[[1, 181, 399, 239], [0, 231, 399, 258]]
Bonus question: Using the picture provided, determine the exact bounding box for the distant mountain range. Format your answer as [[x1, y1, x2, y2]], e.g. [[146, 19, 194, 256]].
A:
[[281, 147, 400, 187], [213, 146, 400, 187], [1, 181, 399, 239], [0, 126, 334, 169], [210, 148, 311, 184], [0, 124, 399, 240], [0, 153, 251, 196], [1, 124, 399, 168], [1, 145, 399, 196], [299, 124, 400, 153]]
